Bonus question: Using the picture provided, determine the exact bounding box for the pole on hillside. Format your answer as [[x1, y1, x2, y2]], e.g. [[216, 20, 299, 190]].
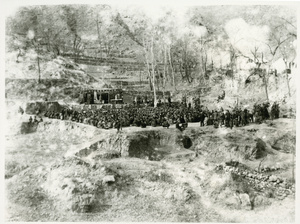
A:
[[37, 43, 41, 84]]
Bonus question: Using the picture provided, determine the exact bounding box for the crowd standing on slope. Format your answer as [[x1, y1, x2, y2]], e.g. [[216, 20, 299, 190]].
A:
[[37, 100, 280, 131]]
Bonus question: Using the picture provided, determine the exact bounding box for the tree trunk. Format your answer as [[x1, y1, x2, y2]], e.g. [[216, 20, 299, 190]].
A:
[[262, 71, 269, 102], [286, 72, 291, 97], [168, 46, 176, 90], [73, 34, 77, 62], [37, 45, 41, 83], [284, 61, 291, 97], [142, 38, 153, 91], [231, 59, 234, 88], [200, 53, 207, 85], [156, 69, 160, 92], [150, 36, 157, 108], [163, 46, 167, 103]]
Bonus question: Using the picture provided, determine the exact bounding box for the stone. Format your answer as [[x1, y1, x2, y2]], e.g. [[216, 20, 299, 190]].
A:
[[174, 187, 191, 201], [239, 193, 252, 210], [224, 195, 240, 209], [164, 189, 174, 199], [269, 175, 277, 182], [102, 175, 115, 183], [253, 195, 265, 207], [291, 186, 295, 191]]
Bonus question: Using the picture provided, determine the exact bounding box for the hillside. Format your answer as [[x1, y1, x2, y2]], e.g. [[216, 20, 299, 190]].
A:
[[5, 52, 297, 120], [5, 54, 105, 102]]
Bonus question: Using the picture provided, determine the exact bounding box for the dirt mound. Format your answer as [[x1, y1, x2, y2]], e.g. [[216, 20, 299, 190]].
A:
[[253, 119, 296, 154], [271, 133, 296, 153], [20, 122, 38, 134], [42, 157, 120, 213], [187, 128, 270, 162]]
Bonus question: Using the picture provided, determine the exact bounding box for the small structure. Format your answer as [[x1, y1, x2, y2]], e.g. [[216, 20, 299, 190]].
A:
[[80, 88, 123, 104], [80, 88, 171, 106]]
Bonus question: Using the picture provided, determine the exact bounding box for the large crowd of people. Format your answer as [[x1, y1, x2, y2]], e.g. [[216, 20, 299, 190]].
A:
[[40, 100, 280, 131]]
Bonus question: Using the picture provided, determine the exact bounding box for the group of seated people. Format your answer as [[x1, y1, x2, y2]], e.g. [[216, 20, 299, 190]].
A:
[[42, 101, 280, 131]]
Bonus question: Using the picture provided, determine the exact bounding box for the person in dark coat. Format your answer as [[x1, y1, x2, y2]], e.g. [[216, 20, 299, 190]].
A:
[[141, 120, 147, 128], [115, 119, 121, 133], [168, 96, 171, 104], [199, 111, 205, 127], [18, 106, 24, 115], [33, 116, 39, 124], [162, 118, 170, 128], [212, 110, 219, 128], [151, 117, 157, 127], [262, 102, 270, 120], [229, 112, 234, 129], [176, 120, 184, 132], [225, 110, 230, 127]]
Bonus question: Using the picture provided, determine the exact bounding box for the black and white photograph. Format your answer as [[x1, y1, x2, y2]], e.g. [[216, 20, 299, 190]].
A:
[[2, 0, 299, 222]]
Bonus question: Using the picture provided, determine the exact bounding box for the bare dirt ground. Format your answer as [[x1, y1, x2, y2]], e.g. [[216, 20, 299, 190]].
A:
[[4, 113, 296, 222]]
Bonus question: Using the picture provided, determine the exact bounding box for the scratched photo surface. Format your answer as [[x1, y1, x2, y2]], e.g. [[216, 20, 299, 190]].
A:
[[4, 2, 297, 222]]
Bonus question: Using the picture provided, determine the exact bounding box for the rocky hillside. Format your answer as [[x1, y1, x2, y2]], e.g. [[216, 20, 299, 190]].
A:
[[5, 54, 105, 102]]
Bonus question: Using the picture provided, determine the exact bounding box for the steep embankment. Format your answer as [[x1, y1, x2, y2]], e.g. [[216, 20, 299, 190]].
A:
[[5, 55, 104, 102]]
